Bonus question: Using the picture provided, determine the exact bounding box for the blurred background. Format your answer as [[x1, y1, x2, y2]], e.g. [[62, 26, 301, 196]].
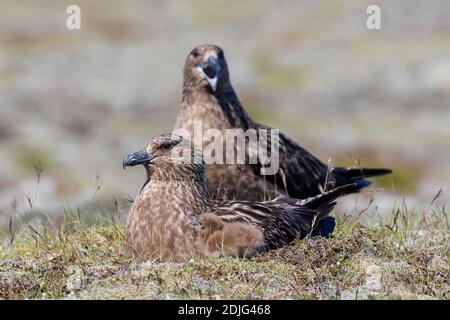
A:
[[0, 0, 449, 230]]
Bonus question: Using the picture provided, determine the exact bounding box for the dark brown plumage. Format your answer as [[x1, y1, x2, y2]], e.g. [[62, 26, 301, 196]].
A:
[[175, 44, 392, 201], [123, 133, 354, 261]]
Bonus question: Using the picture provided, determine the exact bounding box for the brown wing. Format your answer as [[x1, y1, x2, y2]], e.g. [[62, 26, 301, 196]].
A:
[[207, 199, 334, 250], [249, 123, 331, 198]]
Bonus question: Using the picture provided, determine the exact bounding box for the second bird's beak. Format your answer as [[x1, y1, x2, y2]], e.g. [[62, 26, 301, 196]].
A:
[[122, 150, 154, 169], [197, 55, 221, 92]]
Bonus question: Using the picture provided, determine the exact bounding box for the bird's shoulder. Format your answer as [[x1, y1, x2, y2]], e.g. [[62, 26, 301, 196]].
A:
[[251, 122, 330, 193]]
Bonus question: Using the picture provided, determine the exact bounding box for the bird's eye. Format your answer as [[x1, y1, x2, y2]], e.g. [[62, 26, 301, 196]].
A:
[[158, 142, 174, 149], [218, 50, 224, 59], [191, 50, 199, 58]]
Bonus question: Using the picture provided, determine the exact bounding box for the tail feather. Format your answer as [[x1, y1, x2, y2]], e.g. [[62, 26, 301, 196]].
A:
[[312, 201, 336, 221], [271, 184, 355, 239], [311, 216, 336, 238], [300, 184, 355, 238], [355, 178, 371, 189], [297, 183, 357, 210], [335, 167, 392, 180]]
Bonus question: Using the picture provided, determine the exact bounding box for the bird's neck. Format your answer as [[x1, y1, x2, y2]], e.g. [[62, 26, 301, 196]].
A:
[[136, 164, 211, 219], [180, 82, 253, 131]]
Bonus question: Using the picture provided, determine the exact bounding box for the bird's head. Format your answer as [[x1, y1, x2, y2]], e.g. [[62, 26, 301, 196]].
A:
[[193, 213, 224, 238], [122, 133, 204, 175], [183, 44, 229, 93]]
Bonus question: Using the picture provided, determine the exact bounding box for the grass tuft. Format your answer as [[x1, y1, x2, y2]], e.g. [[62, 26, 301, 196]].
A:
[[0, 203, 448, 299]]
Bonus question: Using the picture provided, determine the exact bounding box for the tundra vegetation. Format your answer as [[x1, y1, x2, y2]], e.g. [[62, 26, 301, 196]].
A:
[[0, 172, 448, 299]]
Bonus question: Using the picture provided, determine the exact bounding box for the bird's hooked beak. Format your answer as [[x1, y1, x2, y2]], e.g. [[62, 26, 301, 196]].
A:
[[122, 149, 155, 169], [197, 55, 221, 91]]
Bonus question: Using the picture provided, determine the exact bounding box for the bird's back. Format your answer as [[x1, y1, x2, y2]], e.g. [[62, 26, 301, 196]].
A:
[[208, 199, 330, 250]]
